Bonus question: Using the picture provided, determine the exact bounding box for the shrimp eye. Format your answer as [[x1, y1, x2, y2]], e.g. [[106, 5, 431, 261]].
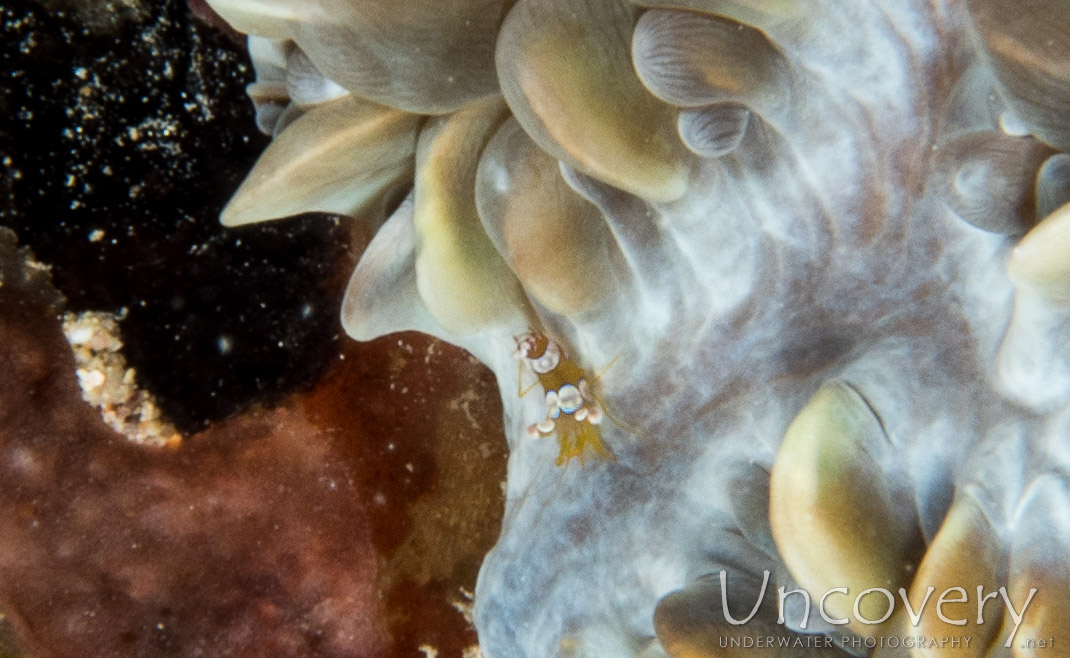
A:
[[514, 333, 536, 359]]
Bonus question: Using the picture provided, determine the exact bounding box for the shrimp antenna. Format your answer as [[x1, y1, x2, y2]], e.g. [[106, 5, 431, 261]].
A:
[[517, 360, 540, 398]]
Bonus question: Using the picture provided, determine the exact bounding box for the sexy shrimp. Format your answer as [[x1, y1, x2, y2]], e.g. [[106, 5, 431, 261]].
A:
[[514, 331, 615, 466]]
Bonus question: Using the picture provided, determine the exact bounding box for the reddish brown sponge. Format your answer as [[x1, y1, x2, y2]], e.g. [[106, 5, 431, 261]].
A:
[[0, 280, 388, 656], [0, 256, 506, 657]]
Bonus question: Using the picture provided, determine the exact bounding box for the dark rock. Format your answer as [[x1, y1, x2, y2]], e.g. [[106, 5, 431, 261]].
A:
[[1, 0, 347, 432]]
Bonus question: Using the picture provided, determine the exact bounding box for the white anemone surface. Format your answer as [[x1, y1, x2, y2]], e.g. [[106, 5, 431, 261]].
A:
[[205, 0, 1070, 655]]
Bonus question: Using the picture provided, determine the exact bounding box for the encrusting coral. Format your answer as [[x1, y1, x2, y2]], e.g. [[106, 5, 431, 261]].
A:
[[202, 0, 1070, 655], [63, 311, 182, 448]]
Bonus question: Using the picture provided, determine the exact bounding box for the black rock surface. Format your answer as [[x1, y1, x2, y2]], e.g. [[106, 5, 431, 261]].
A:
[[1, 0, 350, 432]]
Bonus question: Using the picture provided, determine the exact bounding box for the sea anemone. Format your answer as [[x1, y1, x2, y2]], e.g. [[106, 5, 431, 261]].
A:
[[202, 0, 1070, 655]]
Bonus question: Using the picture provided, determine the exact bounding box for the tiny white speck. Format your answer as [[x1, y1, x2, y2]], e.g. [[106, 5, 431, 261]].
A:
[[217, 335, 233, 355]]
